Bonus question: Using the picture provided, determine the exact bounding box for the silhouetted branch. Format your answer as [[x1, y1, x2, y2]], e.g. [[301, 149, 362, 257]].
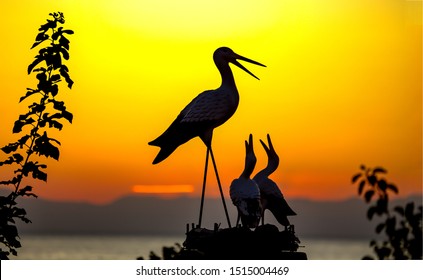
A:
[[0, 12, 74, 259], [352, 165, 422, 260]]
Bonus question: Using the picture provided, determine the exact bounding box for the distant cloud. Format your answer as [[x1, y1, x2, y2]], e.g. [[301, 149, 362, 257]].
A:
[[132, 184, 194, 194]]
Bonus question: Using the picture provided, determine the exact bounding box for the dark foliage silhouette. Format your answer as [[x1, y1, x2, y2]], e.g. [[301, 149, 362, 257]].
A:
[[352, 165, 422, 259], [0, 12, 74, 259], [137, 243, 183, 260]]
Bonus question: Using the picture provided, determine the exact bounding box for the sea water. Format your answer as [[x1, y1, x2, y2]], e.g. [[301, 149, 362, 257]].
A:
[[9, 234, 371, 260]]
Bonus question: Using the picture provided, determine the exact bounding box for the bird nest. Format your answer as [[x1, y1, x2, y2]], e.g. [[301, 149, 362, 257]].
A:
[[165, 223, 307, 260]]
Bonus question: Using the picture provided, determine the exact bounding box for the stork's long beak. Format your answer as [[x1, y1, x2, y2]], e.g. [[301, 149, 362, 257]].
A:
[[232, 54, 266, 80]]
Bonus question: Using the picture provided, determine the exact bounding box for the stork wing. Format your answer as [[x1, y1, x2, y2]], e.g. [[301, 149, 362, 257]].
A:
[[180, 89, 235, 123]]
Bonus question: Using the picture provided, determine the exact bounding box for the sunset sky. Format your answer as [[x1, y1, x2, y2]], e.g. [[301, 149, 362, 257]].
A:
[[0, 0, 421, 204]]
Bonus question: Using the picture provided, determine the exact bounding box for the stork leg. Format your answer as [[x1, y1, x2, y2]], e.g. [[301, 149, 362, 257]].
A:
[[209, 147, 232, 228], [198, 147, 210, 228]]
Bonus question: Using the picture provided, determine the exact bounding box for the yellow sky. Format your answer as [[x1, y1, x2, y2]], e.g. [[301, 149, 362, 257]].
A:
[[0, 0, 421, 203]]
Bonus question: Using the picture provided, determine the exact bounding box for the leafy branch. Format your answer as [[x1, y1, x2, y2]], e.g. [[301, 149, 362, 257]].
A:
[[0, 12, 74, 259], [352, 165, 422, 259]]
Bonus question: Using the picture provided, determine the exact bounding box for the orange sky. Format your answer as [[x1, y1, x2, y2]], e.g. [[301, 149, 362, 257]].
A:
[[0, 0, 421, 204]]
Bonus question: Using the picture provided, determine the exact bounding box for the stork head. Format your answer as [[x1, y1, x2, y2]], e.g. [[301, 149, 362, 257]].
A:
[[241, 134, 257, 178], [213, 47, 266, 80], [260, 134, 279, 172]]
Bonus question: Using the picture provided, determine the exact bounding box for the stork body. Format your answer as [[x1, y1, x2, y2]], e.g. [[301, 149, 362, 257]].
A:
[[253, 134, 296, 227], [148, 85, 238, 163], [230, 134, 262, 228], [149, 47, 265, 228]]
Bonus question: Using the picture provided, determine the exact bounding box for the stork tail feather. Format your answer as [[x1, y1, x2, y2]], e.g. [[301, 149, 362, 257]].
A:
[[150, 146, 178, 164]]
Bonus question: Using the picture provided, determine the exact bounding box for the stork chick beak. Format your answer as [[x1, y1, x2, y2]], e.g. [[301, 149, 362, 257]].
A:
[[232, 54, 266, 80]]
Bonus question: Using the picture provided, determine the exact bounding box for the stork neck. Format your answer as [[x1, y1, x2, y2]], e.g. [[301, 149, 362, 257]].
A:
[[241, 155, 256, 179], [217, 62, 238, 90], [253, 161, 278, 182]]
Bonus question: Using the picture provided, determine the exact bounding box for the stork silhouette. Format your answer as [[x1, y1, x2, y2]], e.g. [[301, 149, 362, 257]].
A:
[[230, 134, 262, 228], [253, 134, 296, 227], [149, 47, 265, 228]]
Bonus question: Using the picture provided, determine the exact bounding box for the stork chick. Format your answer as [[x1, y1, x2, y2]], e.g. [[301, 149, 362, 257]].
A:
[[253, 134, 296, 227], [230, 134, 262, 228]]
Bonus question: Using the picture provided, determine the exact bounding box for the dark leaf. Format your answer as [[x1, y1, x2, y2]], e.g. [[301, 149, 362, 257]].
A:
[[47, 120, 63, 130], [375, 223, 385, 234], [60, 48, 69, 60], [367, 206, 376, 220], [18, 135, 30, 149], [3, 224, 19, 239], [394, 206, 404, 216], [30, 103, 45, 114], [61, 64, 69, 73], [372, 167, 387, 174], [33, 68, 47, 73], [50, 84, 59, 97], [52, 100, 65, 111], [52, 53, 62, 69], [352, 173, 361, 183], [62, 110, 73, 123], [31, 41, 43, 50], [59, 35, 70, 50], [20, 88, 41, 103], [13, 207, 27, 217], [33, 169, 47, 181], [39, 119, 46, 128], [386, 217, 396, 235], [51, 30, 60, 41], [62, 29, 74, 35], [56, 12, 65, 24], [65, 76, 73, 89], [387, 184, 398, 194], [12, 153, 24, 163], [17, 186, 37, 198], [31, 32, 49, 49], [364, 190, 375, 203], [50, 74, 61, 82], [397, 227, 409, 240], [377, 179, 387, 191], [358, 180, 366, 195], [35, 32, 48, 42], [49, 113, 62, 119], [405, 202, 415, 220], [41, 112, 49, 124], [0, 251, 10, 260], [36, 72, 47, 84], [13, 118, 35, 133], [60, 65, 73, 88], [367, 175, 377, 186], [0, 156, 15, 166], [18, 113, 30, 121], [38, 19, 56, 32], [28, 56, 44, 74], [22, 161, 48, 181], [12, 120, 24, 133], [375, 198, 388, 215], [376, 246, 391, 259], [1, 143, 19, 154], [33, 132, 61, 160]]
